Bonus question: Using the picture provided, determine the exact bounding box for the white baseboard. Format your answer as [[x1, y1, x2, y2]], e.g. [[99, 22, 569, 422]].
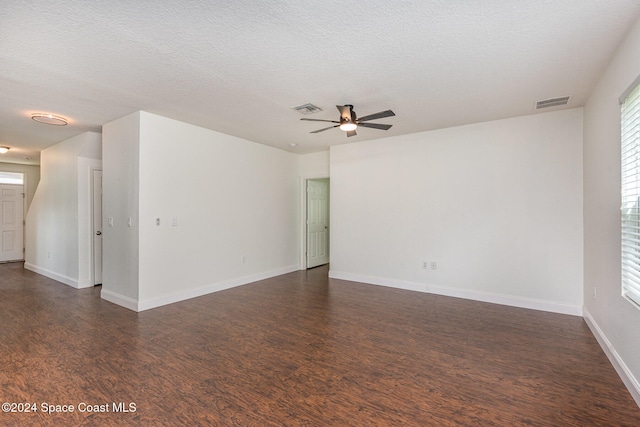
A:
[[328, 270, 583, 316], [76, 279, 93, 289], [103, 264, 301, 312], [583, 308, 640, 408], [24, 262, 80, 289], [100, 289, 139, 311]]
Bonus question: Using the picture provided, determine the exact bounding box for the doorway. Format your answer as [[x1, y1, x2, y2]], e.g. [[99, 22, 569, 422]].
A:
[[306, 178, 330, 268], [0, 182, 24, 262]]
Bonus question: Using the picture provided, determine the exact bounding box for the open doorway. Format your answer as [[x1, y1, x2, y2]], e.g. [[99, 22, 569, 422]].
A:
[[305, 178, 330, 269]]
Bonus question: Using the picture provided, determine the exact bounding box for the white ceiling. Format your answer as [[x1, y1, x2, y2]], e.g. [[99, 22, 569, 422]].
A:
[[1, 0, 640, 164]]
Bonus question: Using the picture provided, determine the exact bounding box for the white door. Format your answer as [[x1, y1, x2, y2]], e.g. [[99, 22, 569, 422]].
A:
[[0, 184, 24, 262], [92, 170, 103, 285], [306, 179, 329, 268]]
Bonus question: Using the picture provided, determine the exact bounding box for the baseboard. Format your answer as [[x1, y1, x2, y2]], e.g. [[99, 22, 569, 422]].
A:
[[24, 262, 80, 289], [583, 308, 640, 408], [76, 279, 93, 289], [107, 264, 301, 312], [100, 289, 139, 311], [328, 270, 583, 316]]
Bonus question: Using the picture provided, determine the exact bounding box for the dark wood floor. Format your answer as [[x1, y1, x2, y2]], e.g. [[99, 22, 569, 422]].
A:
[[1, 263, 639, 426]]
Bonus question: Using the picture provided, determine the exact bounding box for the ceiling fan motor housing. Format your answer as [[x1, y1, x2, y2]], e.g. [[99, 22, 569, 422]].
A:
[[339, 105, 356, 124]]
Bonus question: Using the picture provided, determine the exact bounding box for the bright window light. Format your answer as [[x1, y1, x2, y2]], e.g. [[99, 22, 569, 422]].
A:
[[621, 79, 640, 309], [0, 171, 24, 185]]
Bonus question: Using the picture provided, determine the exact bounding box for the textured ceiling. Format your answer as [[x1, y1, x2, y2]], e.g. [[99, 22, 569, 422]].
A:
[[1, 0, 640, 164]]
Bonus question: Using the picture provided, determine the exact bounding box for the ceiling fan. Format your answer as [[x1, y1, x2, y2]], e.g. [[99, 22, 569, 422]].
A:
[[301, 105, 395, 137]]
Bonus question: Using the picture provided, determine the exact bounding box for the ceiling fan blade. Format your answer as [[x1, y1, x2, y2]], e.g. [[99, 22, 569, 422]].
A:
[[311, 125, 340, 133], [300, 118, 339, 123], [358, 122, 392, 131], [357, 110, 395, 122], [346, 130, 357, 137]]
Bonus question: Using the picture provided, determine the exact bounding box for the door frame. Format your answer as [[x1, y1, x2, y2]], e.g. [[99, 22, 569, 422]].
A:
[[21, 175, 27, 260], [0, 170, 27, 261], [89, 165, 102, 286], [299, 175, 330, 269], [0, 182, 25, 262]]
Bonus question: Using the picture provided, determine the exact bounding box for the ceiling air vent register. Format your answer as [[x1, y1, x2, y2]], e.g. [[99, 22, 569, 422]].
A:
[[292, 103, 323, 115], [535, 96, 571, 110]]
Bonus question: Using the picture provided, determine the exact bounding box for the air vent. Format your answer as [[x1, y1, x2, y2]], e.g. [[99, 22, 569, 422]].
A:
[[535, 96, 571, 110], [292, 103, 323, 115]]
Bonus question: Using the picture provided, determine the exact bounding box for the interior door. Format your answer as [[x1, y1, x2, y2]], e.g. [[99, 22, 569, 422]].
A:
[[0, 184, 24, 262], [306, 179, 329, 268], [93, 169, 103, 285]]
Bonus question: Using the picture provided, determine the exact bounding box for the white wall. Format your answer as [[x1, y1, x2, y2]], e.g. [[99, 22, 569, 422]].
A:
[[583, 15, 640, 405], [299, 151, 330, 178], [101, 112, 141, 306], [101, 111, 299, 311], [330, 108, 584, 315], [0, 162, 40, 210], [25, 131, 102, 288]]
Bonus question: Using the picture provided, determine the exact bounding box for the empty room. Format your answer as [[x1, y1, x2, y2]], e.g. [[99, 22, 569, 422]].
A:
[[2, 1, 640, 425]]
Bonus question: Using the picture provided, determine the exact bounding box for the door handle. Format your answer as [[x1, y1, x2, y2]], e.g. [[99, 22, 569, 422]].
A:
[[96, 231, 102, 235]]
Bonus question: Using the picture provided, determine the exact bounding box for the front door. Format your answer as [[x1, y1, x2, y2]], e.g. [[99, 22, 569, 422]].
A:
[[0, 184, 24, 262], [306, 179, 329, 268]]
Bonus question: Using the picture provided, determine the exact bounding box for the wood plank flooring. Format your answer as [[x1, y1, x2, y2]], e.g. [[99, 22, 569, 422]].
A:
[[1, 262, 639, 426]]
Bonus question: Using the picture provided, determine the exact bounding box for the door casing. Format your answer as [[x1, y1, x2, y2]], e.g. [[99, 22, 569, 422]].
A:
[[299, 176, 330, 269], [0, 183, 25, 262], [91, 168, 103, 285]]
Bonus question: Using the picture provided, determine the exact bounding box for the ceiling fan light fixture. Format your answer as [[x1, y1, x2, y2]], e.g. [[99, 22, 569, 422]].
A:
[[31, 113, 68, 126], [0, 146, 9, 154], [339, 122, 357, 131]]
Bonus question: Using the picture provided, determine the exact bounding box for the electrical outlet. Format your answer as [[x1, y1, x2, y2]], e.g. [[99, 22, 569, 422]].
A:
[[422, 261, 428, 269], [431, 261, 437, 270]]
